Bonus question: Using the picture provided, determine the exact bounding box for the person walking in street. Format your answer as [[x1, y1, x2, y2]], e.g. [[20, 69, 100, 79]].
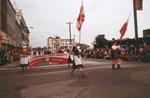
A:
[[19, 46, 30, 71], [67, 49, 73, 68], [111, 41, 122, 70], [70, 46, 86, 77]]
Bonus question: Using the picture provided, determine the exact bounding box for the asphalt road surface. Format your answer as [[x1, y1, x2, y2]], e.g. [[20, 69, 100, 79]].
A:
[[0, 58, 150, 98]]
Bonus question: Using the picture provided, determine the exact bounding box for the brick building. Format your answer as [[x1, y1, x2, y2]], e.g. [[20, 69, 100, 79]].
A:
[[0, 0, 29, 49]]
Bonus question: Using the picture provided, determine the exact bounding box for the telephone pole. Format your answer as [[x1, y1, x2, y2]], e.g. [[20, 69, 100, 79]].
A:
[[133, 0, 139, 40], [66, 22, 73, 45], [133, 0, 143, 52]]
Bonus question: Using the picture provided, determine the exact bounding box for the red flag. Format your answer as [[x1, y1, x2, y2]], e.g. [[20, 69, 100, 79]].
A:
[[119, 17, 130, 39], [76, 3, 85, 32]]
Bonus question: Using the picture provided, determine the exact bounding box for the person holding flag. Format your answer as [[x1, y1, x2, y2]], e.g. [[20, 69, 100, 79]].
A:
[[111, 39, 122, 70], [111, 13, 130, 70], [70, 45, 86, 77]]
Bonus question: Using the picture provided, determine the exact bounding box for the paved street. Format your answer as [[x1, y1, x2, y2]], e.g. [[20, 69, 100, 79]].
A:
[[0, 58, 150, 98]]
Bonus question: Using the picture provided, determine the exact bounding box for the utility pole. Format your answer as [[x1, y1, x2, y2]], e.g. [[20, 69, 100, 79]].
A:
[[133, 0, 143, 52], [66, 22, 73, 45], [133, 0, 139, 40]]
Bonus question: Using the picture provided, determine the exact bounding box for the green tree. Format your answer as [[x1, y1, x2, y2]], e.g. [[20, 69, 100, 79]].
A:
[[94, 34, 108, 48]]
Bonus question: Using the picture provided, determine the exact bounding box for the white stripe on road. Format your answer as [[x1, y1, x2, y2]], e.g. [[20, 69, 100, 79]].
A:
[[0, 64, 135, 79], [24, 66, 110, 76], [0, 61, 110, 71], [25, 64, 135, 77]]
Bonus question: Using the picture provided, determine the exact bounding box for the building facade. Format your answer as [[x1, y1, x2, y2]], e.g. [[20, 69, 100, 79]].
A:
[[0, 0, 2, 45], [0, 0, 1, 31], [0, 0, 29, 49], [15, 9, 30, 48], [47, 36, 75, 52], [143, 29, 150, 37]]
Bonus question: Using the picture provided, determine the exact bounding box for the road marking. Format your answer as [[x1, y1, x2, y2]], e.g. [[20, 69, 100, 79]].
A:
[[0, 61, 110, 71], [0, 64, 136, 79], [83, 61, 109, 64], [27, 64, 134, 77]]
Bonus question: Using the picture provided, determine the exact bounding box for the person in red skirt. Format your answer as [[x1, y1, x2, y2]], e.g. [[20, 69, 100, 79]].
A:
[[111, 41, 122, 70]]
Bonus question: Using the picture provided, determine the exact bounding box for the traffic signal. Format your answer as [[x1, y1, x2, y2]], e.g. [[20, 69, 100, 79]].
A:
[[135, 0, 143, 10]]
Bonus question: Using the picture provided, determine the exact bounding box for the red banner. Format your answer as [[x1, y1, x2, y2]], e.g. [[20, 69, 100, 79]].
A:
[[28, 54, 68, 68]]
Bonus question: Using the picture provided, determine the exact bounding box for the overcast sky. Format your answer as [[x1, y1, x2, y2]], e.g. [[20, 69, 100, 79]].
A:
[[10, 0, 150, 47]]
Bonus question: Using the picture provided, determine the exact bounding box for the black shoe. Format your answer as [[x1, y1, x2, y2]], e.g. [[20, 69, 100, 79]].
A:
[[117, 65, 121, 69], [112, 64, 115, 69]]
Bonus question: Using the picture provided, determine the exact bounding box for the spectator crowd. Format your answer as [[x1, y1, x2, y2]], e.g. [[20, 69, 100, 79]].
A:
[[0, 41, 150, 66], [82, 43, 150, 63], [0, 47, 50, 65]]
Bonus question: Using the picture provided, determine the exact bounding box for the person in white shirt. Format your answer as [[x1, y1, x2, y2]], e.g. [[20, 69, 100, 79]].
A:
[[70, 46, 85, 77], [20, 46, 30, 71]]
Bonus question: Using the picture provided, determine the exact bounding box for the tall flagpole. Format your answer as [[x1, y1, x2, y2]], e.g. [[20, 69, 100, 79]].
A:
[[79, 0, 83, 44], [79, 30, 81, 44], [77, 0, 85, 44]]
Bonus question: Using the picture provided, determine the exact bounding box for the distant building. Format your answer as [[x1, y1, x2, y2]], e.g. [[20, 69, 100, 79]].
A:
[[47, 36, 75, 52]]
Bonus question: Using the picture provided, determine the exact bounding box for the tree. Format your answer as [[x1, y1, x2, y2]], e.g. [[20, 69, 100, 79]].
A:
[[94, 34, 108, 48]]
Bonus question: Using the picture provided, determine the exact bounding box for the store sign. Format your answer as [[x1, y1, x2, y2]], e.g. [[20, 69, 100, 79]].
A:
[[0, 31, 8, 43]]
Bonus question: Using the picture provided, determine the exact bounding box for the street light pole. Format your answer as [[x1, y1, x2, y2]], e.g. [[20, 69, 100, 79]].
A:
[[66, 22, 73, 45], [133, 0, 139, 52], [133, 0, 139, 40]]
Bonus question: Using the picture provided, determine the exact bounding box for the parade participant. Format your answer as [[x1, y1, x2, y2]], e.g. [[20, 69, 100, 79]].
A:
[[67, 49, 73, 68], [20, 46, 30, 71], [71, 46, 85, 77], [111, 41, 122, 70]]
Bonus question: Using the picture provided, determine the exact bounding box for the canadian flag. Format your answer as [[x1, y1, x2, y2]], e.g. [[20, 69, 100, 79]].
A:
[[76, 3, 85, 32]]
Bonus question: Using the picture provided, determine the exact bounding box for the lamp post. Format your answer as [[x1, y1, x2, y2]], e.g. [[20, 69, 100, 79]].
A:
[[133, 0, 139, 40], [133, 0, 140, 53]]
